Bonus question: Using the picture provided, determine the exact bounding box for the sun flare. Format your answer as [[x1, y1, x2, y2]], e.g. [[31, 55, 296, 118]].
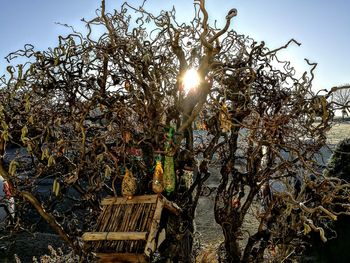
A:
[[182, 68, 200, 95]]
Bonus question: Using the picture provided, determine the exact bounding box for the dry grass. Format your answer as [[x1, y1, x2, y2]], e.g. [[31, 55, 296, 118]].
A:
[[326, 122, 350, 145], [196, 244, 220, 263]]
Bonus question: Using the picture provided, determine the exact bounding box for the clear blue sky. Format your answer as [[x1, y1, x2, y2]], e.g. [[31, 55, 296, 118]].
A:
[[0, 0, 349, 91]]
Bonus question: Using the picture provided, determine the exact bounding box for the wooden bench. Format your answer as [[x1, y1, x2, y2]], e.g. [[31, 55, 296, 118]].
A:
[[82, 194, 181, 262]]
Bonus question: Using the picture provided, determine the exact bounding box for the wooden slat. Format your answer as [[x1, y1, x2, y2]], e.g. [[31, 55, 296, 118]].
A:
[[82, 232, 147, 241], [96, 253, 147, 263], [101, 195, 158, 206], [160, 195, 182, 215], [144, 196, 164, 257]]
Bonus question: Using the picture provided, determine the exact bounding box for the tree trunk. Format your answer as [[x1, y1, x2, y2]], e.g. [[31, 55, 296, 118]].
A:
[[156, 165, 197, 262], [222, 222, 241, 262], [157, 208, 195, 262]]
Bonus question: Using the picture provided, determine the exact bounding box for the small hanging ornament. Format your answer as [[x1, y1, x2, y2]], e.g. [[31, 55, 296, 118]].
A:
[[127, 147, 143, 161], [123, 130, 132, 144], [122, 168, 136, 199], [231, 197, 240, 208], [152, 160, 164, 194], [124, 79, 131, 91], [219, 103, 232, 132]]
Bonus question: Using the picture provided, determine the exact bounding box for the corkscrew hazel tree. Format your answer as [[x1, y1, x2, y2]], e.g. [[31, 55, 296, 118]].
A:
[[0, 0, 350, 262]]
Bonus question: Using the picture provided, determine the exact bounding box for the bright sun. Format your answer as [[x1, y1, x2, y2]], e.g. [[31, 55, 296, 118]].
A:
[[182, 68, 200, 95]]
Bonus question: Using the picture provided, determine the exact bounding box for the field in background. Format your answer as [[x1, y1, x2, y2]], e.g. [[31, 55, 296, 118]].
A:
[[326, 122, 350, 145]]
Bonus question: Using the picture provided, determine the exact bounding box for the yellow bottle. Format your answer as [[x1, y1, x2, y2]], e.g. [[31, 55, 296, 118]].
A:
[[152, 160, 164, 194]]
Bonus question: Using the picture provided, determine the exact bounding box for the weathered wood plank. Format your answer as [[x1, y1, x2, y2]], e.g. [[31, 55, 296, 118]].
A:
[[82, 231, 147, 241], [96, 253, 147, 263], [144, 196, 164, 257], [160, 195, 182, 215], [101, 195, 158, 205]]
